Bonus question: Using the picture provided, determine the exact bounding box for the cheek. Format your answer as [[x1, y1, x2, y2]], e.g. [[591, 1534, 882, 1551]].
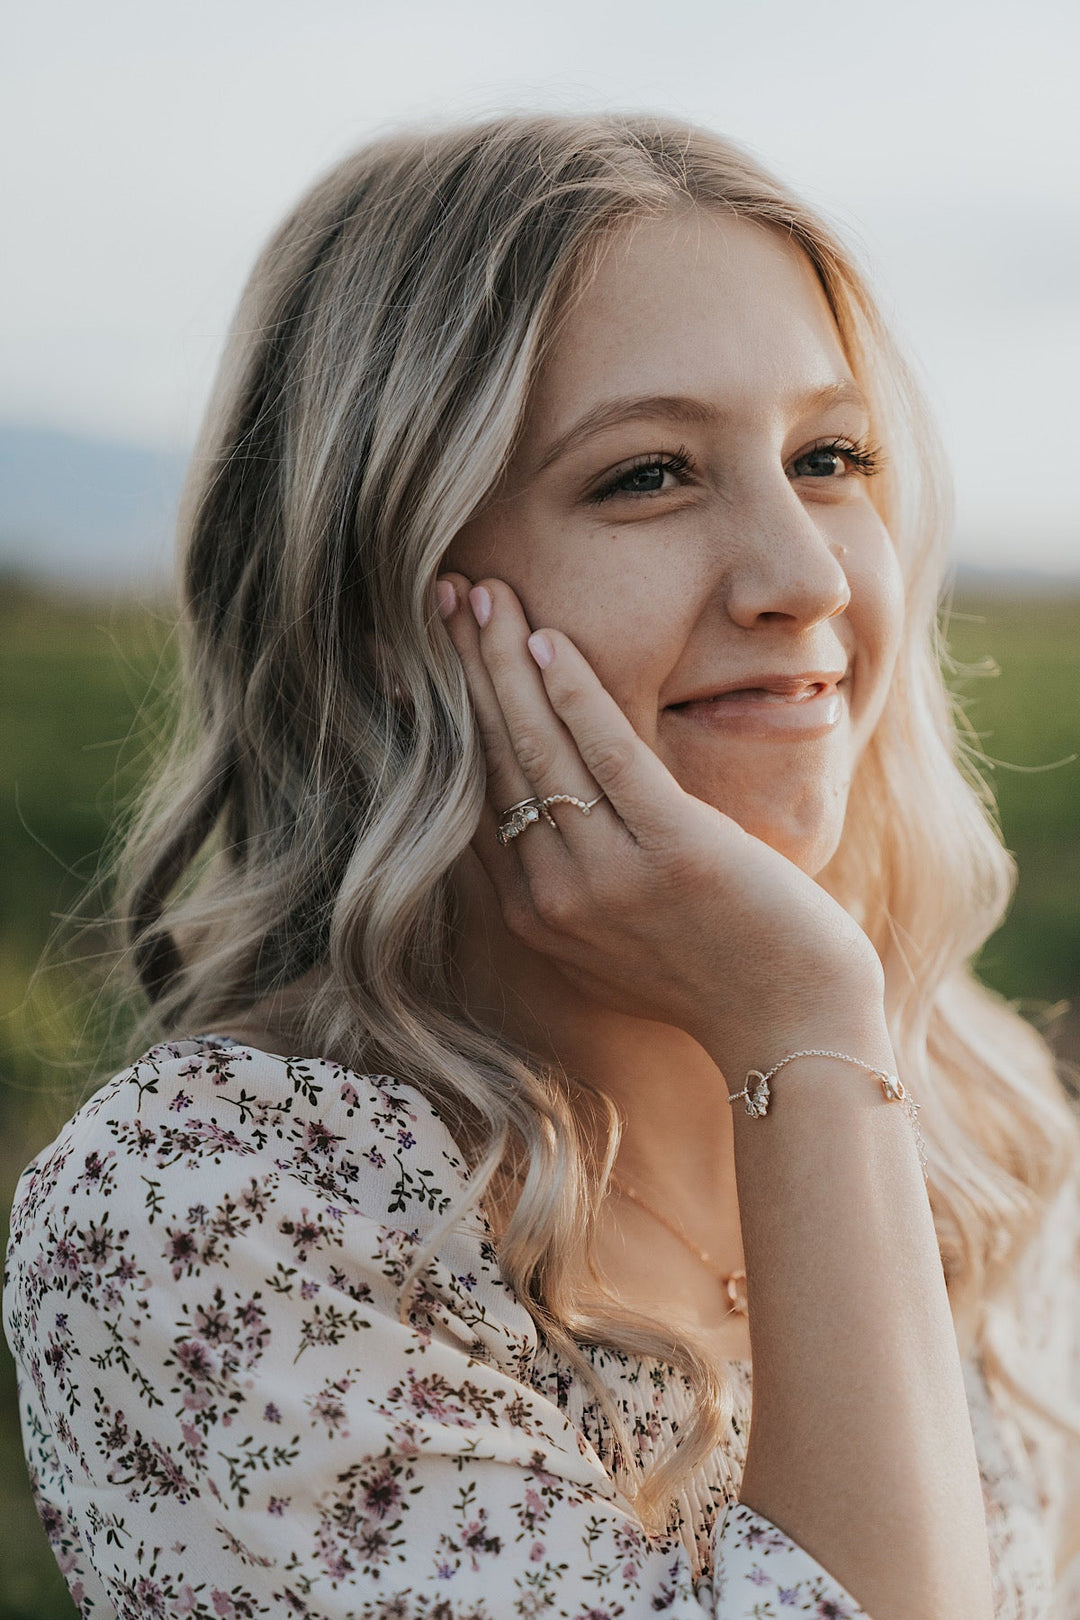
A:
[[849, 538, 906, 735]]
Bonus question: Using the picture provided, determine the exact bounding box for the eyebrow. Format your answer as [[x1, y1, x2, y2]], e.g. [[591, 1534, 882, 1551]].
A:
[[533, 379, 871, 475]]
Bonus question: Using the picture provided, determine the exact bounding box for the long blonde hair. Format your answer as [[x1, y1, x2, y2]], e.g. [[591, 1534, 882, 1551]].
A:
[[112, 112, 1080, 1533]]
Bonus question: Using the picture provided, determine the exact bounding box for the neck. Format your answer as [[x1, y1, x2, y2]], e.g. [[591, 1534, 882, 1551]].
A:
[[446, 847, 740, 1241]]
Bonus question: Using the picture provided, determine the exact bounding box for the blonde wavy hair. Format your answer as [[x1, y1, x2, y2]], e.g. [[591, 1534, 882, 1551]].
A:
[[112, 112, 1080, 1536]]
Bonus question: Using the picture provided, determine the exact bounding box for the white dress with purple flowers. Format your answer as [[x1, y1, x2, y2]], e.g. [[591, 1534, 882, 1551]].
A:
[[2, 1035, 1072, 1618]]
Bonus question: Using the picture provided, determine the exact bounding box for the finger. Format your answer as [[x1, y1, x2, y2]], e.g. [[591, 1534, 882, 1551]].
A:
[[523, 623, 683, 849], [468, 577, 622, 855], [438, 573, 539, 817], [437, 574, 569, 903]]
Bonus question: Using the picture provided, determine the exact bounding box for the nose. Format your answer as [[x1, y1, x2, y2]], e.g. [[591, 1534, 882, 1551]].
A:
[[722, 494, 852, 630]]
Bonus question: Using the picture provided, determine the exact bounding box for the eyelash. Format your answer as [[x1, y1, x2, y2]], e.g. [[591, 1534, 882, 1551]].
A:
[[801, 435, 885, 478], [590, 448, 693, 503], [588, 435, 885, 503]]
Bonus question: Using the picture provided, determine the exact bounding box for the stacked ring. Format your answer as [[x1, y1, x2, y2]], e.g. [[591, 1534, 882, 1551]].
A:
[[497, 792, 606, 846]]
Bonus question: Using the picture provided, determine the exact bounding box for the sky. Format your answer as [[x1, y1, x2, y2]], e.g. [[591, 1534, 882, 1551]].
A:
[[3, 0, 1079, 573]]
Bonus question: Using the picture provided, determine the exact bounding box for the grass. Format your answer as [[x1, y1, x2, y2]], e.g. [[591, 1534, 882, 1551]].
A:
[[1, 575, 1078, 1617]]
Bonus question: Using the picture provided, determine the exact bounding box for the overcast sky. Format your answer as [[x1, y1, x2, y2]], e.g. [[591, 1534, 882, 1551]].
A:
[[3, 0, 1078, 571]]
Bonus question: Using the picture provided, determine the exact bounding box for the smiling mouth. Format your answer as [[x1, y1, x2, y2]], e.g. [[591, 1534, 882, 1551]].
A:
[[665, 680, 847, 736], [672, 683, 831, 706]]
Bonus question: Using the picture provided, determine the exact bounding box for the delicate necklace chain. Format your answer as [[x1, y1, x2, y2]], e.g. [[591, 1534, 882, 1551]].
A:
[[611, 1176, 748, 1318]]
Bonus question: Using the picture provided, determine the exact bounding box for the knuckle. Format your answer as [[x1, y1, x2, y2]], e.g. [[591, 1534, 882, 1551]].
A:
[[588, 735, 636, 784], [476, 716, 505, 760], [513, 728, 556, 781], [531, 882, 576, 930], [548, 665, 586, 705]]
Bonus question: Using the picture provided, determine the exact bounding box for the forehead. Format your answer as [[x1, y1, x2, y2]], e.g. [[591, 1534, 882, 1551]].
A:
[[522, 209, 855, 450]]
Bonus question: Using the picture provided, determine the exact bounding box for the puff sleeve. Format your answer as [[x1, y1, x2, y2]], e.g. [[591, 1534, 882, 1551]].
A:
[[3, 1037, 872, 1618]]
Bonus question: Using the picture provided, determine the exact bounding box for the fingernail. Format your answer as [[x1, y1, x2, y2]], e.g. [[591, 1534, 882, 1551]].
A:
[[527, 632, 553, 669], [436, 579, 457, 620], [469, 586, 492, 628]]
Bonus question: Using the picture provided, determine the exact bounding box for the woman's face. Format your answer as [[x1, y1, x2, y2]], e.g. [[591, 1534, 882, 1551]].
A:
[[444, 208, 904, 874]]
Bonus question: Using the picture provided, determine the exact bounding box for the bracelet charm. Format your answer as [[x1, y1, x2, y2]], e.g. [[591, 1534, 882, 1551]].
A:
[[728, 1048, 929, 1182]]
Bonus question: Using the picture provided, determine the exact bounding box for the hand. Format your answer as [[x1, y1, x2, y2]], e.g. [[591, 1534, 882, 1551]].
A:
[[436, 572, 885, 1070]]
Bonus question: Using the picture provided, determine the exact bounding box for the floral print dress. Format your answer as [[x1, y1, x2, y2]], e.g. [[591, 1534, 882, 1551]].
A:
[[2, 1035, 1075, 1619]]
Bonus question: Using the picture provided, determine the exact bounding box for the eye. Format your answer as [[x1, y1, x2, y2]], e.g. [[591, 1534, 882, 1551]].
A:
[[589, 449, 694, 503], [790, 437, 883, 479]]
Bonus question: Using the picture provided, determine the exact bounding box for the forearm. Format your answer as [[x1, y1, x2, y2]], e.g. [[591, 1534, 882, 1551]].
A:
[[712, 1015, 994, 1620]]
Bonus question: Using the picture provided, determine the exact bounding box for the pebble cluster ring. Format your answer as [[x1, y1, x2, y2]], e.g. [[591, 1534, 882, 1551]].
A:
[[496, 792, 606, 846]]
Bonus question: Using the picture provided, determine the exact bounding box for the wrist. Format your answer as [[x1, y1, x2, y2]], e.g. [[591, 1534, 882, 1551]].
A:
[[706, 1011, 895, 1098]]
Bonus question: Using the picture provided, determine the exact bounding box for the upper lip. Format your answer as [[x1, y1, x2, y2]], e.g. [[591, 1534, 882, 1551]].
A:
[[667, 670, 848, 706]]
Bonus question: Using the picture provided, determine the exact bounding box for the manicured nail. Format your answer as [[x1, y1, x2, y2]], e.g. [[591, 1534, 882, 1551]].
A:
[[469, 586, 492, 627], [436, 579, 457, 620], [527, 632, 554, 669]]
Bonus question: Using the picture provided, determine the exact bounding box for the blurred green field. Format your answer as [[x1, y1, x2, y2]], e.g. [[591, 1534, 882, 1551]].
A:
[[1, 575, 1078, 1619]]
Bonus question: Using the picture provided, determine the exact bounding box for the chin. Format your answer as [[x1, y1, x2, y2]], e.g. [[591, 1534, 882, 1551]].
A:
[[709, 790, 847, 875]]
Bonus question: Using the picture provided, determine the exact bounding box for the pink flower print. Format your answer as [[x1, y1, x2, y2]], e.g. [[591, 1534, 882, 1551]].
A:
[[180, 1423, 205, 1451], [52, 1237, 81, 1280], [530, 1541, 545, 1562], [211, 1590, 235, 1617], [134, 1577, 166, 1614], [278, 1209, 327, 1260], [30, 1248, 54, 1284], [182, 1389, 210, 1411], [165, 1228, 200, 1278], [307, 1381, 351, 1435], [175, 1338, 216, 1382], [82, 1221, 116, 1269], [168, 1091, 194, 1112], [267, 1496, 290, 1517], [341, 1080, 361, 1108], [176, 1586, 198, 1615], [389, 1422, 420, 1459], [263, 1402, 281, 1423], [302, 1120, 343, 1158], [362, 1467, 403, 1521], [76, 1149, 113, 1186], [299, 1278, 320, 1300]]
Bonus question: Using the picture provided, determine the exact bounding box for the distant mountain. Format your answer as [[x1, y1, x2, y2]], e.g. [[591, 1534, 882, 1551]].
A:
[[0, 423, 188, 587]]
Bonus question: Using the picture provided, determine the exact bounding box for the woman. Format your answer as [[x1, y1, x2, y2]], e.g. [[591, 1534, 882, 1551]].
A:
[[5, 114, 1079, 1620]]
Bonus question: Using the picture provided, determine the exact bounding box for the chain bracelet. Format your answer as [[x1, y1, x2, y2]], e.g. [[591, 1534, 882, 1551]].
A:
[[728, 1047, 929, 1183]]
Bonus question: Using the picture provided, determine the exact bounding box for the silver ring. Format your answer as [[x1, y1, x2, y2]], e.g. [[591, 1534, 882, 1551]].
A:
[[541, 793, 605, 817], [496, 797, 547, 846], [496, 792, 606, 846]]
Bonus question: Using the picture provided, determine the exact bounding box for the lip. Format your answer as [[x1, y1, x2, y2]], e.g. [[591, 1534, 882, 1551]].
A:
[[668, 671, 848, 705], [665, 678, 848, 739]]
